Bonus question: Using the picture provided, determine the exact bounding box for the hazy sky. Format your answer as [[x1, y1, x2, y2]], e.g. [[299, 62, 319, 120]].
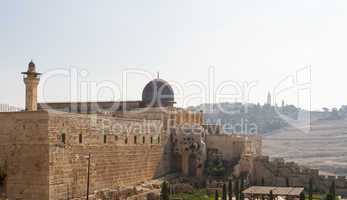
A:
[[1, 0, 347, 110]]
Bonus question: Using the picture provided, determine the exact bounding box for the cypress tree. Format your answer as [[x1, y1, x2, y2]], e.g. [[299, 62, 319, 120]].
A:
[[260, 177, 265, 200], [228, 179, 233, 200], [308, 178, 313, 200], [215, 190, 219, 200], [240, 177, 245, 200], [269, 190, 274, 200], [325, 193, 333, 200], [160, 181, 169, 200], [234, 179, 240, 200], [329, 180, 336, 200], [325, 192, 333, 200], [222, 183, 227, 200], [300, 192, 305, 200]]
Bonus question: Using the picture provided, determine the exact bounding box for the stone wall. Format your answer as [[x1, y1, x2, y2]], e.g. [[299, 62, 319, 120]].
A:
[[0, 111, 50, 200], [0, 110, 173, 200], [113, 107, 203, 136], [47, 111, 172, 199], [171, 126, 207, 176], [205, 134, 262, 161], [251, 156, 347, 197]]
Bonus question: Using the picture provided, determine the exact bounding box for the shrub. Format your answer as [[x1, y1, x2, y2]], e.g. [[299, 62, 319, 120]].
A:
[[206, 158, 226, 177], [160, 181, 169, 200]]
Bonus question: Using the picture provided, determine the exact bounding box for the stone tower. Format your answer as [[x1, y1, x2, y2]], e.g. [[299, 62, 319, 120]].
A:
[[267, 91, 272, 105], [21, 61, 41, 111]]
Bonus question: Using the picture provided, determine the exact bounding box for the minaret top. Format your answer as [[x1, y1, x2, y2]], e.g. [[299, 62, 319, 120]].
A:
[[22, 60, 41, 75], [28, 60, 36, 72]]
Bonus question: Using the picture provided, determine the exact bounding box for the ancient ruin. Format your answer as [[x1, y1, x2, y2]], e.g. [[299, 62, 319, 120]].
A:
[[0, 61, 346, 200], [0, 62, 261, 200]]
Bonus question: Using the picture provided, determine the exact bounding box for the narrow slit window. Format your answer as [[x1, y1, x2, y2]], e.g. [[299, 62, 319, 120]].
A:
[[79, 134, 82, 144], [104, 135, 107, 144], [143, 136, 145, 144], [61, 133, 66, 144], [134, 136, 137, 144], [125, 136, 128, 144], [150, 136, 153, 144]]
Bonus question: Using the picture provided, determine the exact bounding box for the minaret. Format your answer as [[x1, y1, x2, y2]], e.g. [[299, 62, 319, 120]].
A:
[[21, 61, 41, 111], [267, 91, 272, 105]]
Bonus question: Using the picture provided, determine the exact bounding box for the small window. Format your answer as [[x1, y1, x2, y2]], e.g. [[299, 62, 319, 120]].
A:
[[150, 136, 153, 144], [61, 133, 66, 144], [87, 103, 91, 113], [104, 135, 107, 144], [79, 134, 82, 144], [142, 136, 145, 144], [134, 136, 137, 144], [77, 103, 81, 113], [158, 136, 160, 144], [115, 135, 118, 141], [125, 136, 128, 144]]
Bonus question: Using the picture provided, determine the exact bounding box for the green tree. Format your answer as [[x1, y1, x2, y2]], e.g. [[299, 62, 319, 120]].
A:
[[324, 179, 336, 200], [300, 192, 305, 200], [308, 178, 313, 200], [234, 179, 240, 200], [269, 190, 274, 200], [325, 193, 333, 200], [260, 177, 265, 200], [215, 190, 219, 200], [206, 158, 226, 177], [228, 179, 233, 200], [222, 183, 227, 200], [240, 177, 245, 200], [329, 180, 336, 200], [160, 181, 170, 200]]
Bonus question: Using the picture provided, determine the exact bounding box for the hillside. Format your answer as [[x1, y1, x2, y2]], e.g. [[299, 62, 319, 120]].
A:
[[189, 102, 299, 133], [189, 103, 347, 176], [263, 119, 347, 176], [189, 102, 347, 134]]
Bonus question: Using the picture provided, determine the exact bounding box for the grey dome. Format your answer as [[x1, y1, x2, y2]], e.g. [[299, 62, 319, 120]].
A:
[[142, 78, 174, 107]]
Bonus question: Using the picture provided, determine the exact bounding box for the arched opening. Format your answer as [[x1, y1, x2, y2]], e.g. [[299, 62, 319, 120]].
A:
[[0, 163, 7, 196], [188, 154, 197, 176], [134, 136, 137, 144], [0, 176, 5, 197], [172, 154, 182, 172]]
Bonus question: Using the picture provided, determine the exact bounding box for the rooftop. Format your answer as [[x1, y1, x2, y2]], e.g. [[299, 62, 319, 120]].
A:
[[242, 186, 304, 196]]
